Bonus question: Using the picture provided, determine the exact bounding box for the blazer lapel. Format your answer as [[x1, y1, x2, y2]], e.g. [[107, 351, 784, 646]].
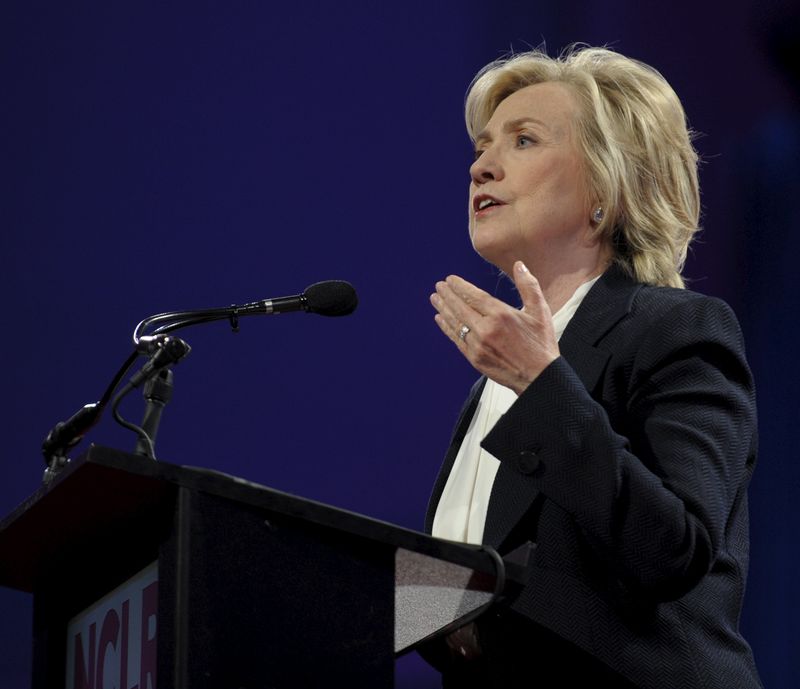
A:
[[482, 264, 642, 551], [558, 265, 641, 393]]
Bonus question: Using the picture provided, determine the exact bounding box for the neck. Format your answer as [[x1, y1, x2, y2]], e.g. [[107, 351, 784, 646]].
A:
[[522, 243, 612, 314]]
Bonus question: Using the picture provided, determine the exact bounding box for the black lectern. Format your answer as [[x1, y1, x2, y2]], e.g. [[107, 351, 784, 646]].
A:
[[0, 446, 510, 688]]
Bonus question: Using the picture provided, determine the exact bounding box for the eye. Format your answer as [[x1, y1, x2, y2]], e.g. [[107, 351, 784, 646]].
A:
[[473, 148, 485, 161], [516, 134, 536, 148]]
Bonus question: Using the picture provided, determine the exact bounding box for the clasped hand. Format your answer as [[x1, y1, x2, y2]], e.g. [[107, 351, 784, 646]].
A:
[[430, 261, 560, 396]]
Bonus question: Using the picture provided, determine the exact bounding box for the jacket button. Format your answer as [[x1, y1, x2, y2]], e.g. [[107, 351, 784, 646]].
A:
[[516, 450, 540, 475]]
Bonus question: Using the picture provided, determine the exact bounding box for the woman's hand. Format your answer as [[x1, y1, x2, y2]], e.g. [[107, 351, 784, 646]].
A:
[[430, 261, 560, 395]]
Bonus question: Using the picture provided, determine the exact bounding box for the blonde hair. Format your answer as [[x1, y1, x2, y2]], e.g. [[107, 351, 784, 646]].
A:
[[466, 46, 699, 288]]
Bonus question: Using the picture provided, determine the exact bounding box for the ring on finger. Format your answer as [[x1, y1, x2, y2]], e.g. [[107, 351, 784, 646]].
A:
[[458, 324, 471, 342]]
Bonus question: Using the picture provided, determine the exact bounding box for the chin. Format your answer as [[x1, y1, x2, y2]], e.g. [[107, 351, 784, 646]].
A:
[[470, 233, 510, 271], [472, 245, 512, 274]]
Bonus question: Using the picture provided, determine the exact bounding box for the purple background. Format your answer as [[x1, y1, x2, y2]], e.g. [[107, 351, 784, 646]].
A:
[[1, 1, 797, 686]]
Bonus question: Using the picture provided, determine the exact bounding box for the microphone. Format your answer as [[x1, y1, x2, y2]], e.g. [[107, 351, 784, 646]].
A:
[[240, 280, 358, 317]]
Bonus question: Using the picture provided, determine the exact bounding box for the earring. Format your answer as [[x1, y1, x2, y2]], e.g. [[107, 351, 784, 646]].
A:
[[592, 206, 604, 223]]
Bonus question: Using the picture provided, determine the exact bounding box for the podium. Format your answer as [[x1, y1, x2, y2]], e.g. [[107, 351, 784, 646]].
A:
[[0, 446, 515, 688]]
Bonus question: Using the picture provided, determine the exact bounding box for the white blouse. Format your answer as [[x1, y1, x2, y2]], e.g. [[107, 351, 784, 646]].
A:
[[432, 276, 600, 544]]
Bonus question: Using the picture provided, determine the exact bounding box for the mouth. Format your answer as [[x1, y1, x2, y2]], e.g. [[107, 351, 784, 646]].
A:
[[473, 194, 505, 215]]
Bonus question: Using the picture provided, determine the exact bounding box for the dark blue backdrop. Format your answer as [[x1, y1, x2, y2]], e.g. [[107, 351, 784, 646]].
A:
[[2, 1, 797, 686]]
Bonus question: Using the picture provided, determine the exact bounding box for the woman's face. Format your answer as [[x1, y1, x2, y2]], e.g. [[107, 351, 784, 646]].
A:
[[468, 81, 594, 275]]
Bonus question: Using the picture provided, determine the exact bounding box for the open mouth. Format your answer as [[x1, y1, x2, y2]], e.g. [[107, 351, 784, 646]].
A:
[[473, 195, 503, 213]]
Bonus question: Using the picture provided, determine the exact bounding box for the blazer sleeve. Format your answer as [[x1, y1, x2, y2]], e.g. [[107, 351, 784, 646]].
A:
[[480, 294, 756, 602]]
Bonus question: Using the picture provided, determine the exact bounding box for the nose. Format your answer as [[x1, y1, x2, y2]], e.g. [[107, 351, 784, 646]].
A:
[[469, 146, 504, 184]]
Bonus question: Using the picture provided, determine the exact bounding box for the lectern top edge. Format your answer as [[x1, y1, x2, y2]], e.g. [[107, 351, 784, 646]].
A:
[[0, 445, 505, 593]]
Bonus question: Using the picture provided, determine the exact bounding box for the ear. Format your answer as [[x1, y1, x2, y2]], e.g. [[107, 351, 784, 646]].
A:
[[584, 201, 607, 246]]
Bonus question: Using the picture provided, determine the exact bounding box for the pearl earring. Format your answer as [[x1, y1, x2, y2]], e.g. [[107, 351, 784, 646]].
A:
[[592, 206, 604, 223]]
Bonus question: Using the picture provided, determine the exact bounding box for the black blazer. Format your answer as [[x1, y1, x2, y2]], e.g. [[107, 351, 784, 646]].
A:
[[425, 265, 762, 689]]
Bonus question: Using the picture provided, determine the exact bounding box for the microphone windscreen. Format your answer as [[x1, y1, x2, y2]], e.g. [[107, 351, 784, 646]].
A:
[[304, 280, 358, 316]]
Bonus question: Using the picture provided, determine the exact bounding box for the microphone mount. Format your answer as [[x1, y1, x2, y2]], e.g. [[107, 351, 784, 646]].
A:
[[111, 335, 191, 461]]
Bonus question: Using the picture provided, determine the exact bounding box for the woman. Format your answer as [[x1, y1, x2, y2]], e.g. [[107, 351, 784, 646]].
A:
[[426, 46, 762, 688]]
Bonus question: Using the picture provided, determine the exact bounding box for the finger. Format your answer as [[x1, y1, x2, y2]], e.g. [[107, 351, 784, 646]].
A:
[[433, 281, 478, 335], [443, 275, 496, 316], [433, 311, 470, 351], [431, 292, 470, 348], [511, 261, 551, 319]]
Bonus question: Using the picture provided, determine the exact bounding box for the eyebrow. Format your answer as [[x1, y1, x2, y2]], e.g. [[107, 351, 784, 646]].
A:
[[474, 117, 550, 145]]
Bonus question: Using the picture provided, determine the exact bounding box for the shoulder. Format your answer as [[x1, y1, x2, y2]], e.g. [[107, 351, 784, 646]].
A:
[[576, 266, 747, 358], [585, 275, 753, 399], [631, 281, 729, 315], [626, 283, 746, 352], [566, 265, 740, 352], [610, 284, 754, 408]]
